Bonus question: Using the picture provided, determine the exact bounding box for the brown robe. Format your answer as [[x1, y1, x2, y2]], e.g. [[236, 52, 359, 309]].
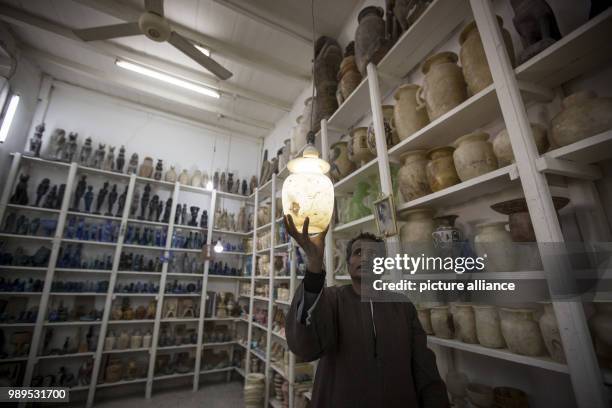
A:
[[286, 283, 449, 408]]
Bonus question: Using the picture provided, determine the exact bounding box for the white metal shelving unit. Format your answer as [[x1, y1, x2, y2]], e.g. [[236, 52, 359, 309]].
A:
[[318, 1, 612, 407], [0, 153, 253, 406]]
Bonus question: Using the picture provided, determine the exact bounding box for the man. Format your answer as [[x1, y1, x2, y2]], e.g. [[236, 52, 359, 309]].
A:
[[285, 215, 449, 408]]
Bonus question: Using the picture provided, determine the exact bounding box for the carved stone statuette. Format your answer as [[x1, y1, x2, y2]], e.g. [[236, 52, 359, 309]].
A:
[[126, 153, 139, 174], [103, 146, 115, 172], [94, 182, 109, 214], [79, 137, 92, 165], [27, 123, 44, 157], [116, 146, 126, 173], [91, 144, 106, 169], [63, 132, 78, 162]]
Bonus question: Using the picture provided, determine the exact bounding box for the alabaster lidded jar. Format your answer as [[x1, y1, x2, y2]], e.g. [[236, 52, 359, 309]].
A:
[[453, 132, 498, 182]]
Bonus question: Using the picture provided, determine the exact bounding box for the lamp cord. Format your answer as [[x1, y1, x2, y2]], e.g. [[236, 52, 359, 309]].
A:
[[308, 0, 316, 144]]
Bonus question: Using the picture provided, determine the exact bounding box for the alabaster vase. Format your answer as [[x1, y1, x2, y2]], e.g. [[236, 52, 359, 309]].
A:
[[394, 84, 430, 141], [418, 52, 467, 121], [492, 123, 549, 166], [472, 304, 505, 348], [474, 221, 516, 272], [426, 146, 460, 192], [453, 132, 498, 182], [398, 150, 432, 201], [499, 307, 546, 357]]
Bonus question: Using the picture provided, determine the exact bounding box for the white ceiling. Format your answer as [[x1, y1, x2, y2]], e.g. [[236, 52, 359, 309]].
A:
[[0, 0, 358, 138]]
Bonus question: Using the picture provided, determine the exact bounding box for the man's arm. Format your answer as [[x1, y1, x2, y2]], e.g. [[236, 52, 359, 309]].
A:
[[408, 302, 450, 408]]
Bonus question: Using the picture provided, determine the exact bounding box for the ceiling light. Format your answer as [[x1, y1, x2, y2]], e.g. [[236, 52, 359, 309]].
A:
[[115, 59, 220, 99], [214, 240, 224, 253], [0, 94, 20, 143], [194, 44, 211, 57]]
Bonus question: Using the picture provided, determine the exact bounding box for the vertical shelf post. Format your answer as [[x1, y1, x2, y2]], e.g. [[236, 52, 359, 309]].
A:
[[264, 174, 277, 408], [320, 119, 335, 287], [0, 153, 22, 223], [245, 189, 259, 375]]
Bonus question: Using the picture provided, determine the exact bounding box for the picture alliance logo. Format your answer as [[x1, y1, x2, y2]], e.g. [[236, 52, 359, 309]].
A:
[[371, 253, 488, 275]]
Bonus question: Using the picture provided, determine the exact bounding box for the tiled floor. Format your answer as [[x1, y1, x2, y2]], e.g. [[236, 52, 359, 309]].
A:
[[93, 381, 244, 408]]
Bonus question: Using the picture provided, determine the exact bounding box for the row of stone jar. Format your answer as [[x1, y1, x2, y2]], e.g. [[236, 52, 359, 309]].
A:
[[418, 302, 567, 363]]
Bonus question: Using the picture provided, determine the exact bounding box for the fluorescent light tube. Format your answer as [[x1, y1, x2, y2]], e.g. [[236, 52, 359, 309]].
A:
[[194, 44, 211, 57], [116, 60, 220, 99], [0, 94, 20, 143]]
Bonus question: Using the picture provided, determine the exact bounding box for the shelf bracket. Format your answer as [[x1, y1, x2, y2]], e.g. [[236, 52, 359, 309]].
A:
[[536, 156, 602, 180]]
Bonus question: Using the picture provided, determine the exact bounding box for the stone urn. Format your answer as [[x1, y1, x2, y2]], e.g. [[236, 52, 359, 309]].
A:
[[178, 169, 190, 185], [459, 17, 515, 96], [474, 222, 516, 272], [550, 91, 612, 148], [292, 115, 309, 154], [117, 330, 130, 349], [417, 307, 434, 334], [473, 304, 506, 348], [453, 132, 498, 182], [329, 141, 355, 182], [348, 127, 375, 166], [367, 105, 400, 154], [164, 166, 177, 183], [398, 150, 432, 201], [338, 55, 362, 102], [499, 307, 546, 356], [138, 157, 154, 178], [430, 305, 454, 339], [490, 197, 569, 242], [510, 0, 562, 64], [493, 123, 549, 166], [454, 303, 478, 344], [104, 333, 116, 351], [589, 302, 612, 367], [190, 170, 203, 187], [394, 84, 430, 141], [105, 358, 123, 383], [539, 302, 566, 363], [426, 146, 460, 192], [417, 52, 467, 121], [398, 208, 435, 257], [354, 6, 390, 76]]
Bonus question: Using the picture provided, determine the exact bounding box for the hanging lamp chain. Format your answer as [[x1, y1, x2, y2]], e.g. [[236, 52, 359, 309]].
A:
[[307, 0, 316, 146]]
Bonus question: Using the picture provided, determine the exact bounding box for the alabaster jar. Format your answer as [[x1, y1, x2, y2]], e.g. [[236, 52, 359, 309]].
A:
[[130, 332, 143, 349], [293, 115, 309, 153], [138, 157, 154, 178], [398, 208, 434, 242], [394, 84, 430, 141], [430, 306, 454, 339], [142, 331, 152, 348], [473, 305, 506, 348], [589, 302, 612, 366], [474, 222, 516, 272], [329, 141, 355, 182], [453, 132, 498, 182], [338, 55, 362, 101], [104, 333, 116, 351], [190, 170, 203, 187], [117, 330, 130, 349], [105, 358, 123, 383], [348, 127, 375, 166], [550, 91, 612, 148], [499, 308, 546, 356], [164, 166, 177, 183], [459, 17, 515, 96], [178, 169, 190, 185], [493, 124, 549, 166], [398, 150, 432, 201], [418, 52, 467, 121], [367, 106, 399, 154], [539, 303, 566, 363], [426, 146, 460, 192], [417, 307, 434, 335], [257, 206, 270, 226], [454, 304, 478, 344]]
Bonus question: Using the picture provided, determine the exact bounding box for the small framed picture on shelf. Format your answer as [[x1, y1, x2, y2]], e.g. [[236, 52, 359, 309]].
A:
[[373, 195, 397, 237]]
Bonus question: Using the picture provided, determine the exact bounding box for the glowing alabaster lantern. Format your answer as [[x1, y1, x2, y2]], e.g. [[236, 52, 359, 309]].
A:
[[282, 144, 334, 233]]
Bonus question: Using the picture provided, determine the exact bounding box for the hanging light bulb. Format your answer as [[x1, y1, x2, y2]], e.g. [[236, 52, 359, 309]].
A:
[[281, 141, 334, 233], [214, 239, 224, 253]]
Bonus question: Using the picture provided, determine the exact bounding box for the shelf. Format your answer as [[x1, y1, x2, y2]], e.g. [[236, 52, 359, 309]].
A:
[[55, 268, 112, 274], [274, 242, 291, 251], [427, 336, 569, 374], [212, 228, 250, 237], [396, 165, 518, 212], [173, 224, 205, 232], [50, 292, 107, 296], [333, 214, 375, 234], [135, 175, 175, 188], [543, 130, 612, 165], [127, 218, 169, 227], [200, 366, 234, 375], [0, 265, 48, 271], [157, 344, 197, 351], [252, 321, 268, 331], [68, 211, 122, 222], [113, 293, 158, 297], [163, 293, 201, 297], [5, 204, 60, 214], [202, 341, 236, 347], [153, 371, 195, 381], [0, 291, 42, 296], [327, 0, 470, 132], [20, 154, 71, 168], [160, 318, 199, 323], [78, 164, 130, 180], [275, 299, 290, 306], [253, 296, 269, 302], [61, 238, 117, 247], [515, 8, 612, 89], [334, 275, 351, 281], [103, 347, 149, 354], [334, 158, 379, 195], [166, 272, 204, 278], [44, 321, 102, 326], [208, 274, 249, 280], [217, 251, 248, 256], [0, 322, 35, 327], [250, 349, 266, 361], [37, 352, 94, 360], [117, 271, 162, 276], [179, 183, 213, 195], [270, 363, 287, 379], [169, 248, 201, 253], [216, 190, 250, 201], [0, 233, 54, 242], [272, 331, 286, 341], [256, 222, 272, 231], [122, 243, 165, 250], [108, 319, 155, 324], [203, 317, 239, 322], [255, 178, 274, 200], [0, 356, 28, 363], [96, 377, 147, 389], [234, 367, 245, 377]]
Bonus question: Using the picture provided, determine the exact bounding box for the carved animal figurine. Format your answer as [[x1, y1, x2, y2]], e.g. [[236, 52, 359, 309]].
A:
[[63, 132, 78, 162], [79, 137, 93, 165], [126, 153, 139, 174], [46, 128, 65, 160], [10, 174, 30, 205], [35, 178, 50, 207], [91, 144, 106, 169], [153, 159, 163, 180], [27, 123, 44, 157], [115, 146, 126, 173], [102, 146, 115, 172]]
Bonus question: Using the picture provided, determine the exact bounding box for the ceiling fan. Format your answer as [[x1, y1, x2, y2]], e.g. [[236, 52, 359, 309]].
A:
[[73, 0, 232, 80]]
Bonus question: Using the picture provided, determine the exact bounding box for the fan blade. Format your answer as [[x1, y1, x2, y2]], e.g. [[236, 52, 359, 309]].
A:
[[145, 0, 164, 16], [168, 32, 233, 80], [74, 22, 141, 41]]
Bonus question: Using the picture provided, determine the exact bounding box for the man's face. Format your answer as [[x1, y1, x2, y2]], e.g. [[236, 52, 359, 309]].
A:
[[348, 239, 364, 280], [348, 238, 385, 281]]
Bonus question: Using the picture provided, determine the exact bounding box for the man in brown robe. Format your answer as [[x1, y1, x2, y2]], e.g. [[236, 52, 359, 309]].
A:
[[285, 215, 449, 408]]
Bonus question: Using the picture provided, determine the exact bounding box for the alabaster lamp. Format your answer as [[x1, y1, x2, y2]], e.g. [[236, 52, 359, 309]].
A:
[[281, 144, 334, 233]]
